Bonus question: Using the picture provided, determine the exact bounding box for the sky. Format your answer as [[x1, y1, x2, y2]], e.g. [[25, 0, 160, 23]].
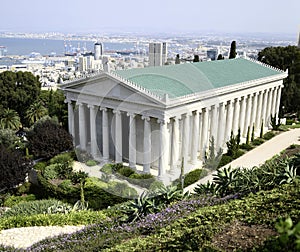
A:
[[0, 0, 299, 35]]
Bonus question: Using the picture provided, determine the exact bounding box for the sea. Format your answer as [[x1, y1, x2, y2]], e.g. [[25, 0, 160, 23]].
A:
[[0, 37, 137, 56]]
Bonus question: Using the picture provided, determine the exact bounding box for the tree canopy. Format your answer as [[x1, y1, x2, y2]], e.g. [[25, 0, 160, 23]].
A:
[[26, 119, 73, 159], [0, 71, 41, 126], [0, 145, 32, 192], [258, 46, 300, 115]]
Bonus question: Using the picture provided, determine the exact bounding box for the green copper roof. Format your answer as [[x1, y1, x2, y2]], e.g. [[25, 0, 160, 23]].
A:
[[115, 58, 283, 98]]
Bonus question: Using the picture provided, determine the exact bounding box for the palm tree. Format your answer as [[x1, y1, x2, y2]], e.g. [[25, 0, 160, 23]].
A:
[[0, 108, 21, 130], [26, 101, 48, 125]]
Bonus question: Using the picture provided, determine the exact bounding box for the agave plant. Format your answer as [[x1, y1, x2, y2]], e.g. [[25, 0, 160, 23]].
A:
[[213, 166, 240, 196], [280, 164, 298, 185], [151, 184, 188, 205], [193, 181, 217, 196]]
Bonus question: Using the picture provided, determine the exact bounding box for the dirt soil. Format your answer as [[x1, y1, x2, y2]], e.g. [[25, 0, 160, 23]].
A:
[[210, 220, 277, 251]]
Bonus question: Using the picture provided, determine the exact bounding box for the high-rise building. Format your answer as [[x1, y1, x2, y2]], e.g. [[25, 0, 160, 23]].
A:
[[94, 42, 103, 60], [149, 42, 167, 67]]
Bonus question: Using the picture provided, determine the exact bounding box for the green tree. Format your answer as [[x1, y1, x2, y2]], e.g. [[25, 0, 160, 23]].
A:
[[258, 46, 300, 115], [26, 101, 48, 125], [26, 119, 73, 159], [0, 71, 41, 126], [217, 54, 224, 60], [175, 54, 180, 64], [0, 129, 21, 149], [193, 55, 200, 62], [0, 108, 21, 130], [229, 41, 237, 59], [0, 145, 32, 192]]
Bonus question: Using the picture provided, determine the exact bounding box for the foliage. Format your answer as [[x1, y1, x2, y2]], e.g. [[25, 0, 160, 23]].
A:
[[26, 183, 300, 251], [217, 54, 224, 60], [43, 164, 60, 180], [217, 154, 233, 168], [251, 137, 265, 146], [260, 121, 264, 138], [173, 169, 208, 189], [1, 199, 72, 218], [117, 167, 135, 177], [0, 108, 21, 130], [246, 125, 250, 145], [100, 164, 113, 174], [229, 40, 237, 59], [240, 143, 254, 151], [193, 54, 200, 62], [251, 124, 255, 142], [204, 136, 222, 170], [0, 145, 33, 192], [25, 101, 48, 125], [26, 119, 73, 159], [270, 114, 281, 130], [0, 71, 41, 126], [3, 194, 36, 207], [226, 131, 240, 158], [128, 173, 156, 189], [175, 54, 180, 64], [258, 46, 300, 115], [263, 131, 276, 140], [0, 210, 107, 231], [33, 161, 47, 171], [0, 128, 21, 149], [85, 159, 97, 166]]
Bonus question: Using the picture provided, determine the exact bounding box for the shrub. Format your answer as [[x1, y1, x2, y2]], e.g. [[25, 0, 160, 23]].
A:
[[101, 164, 113, 174], [3, 194, 36, 208], [128, 173, 156, 189], [107, 182, 138, 198], [58, 179, 73, 191], [2, 199, 71, 217], [252, 138, 265, 146], [85, 160, 98, 166], [117, 167, 135, 177], [43, 164, 59, 180], [218, 155, 233, 168], [263, 131, 276, 140], [0, 210, 107, 230], [183, 169, 208, 188], [15, 182, 32, 195], [33, 161, 47, 171], [49, 152, 73, 165], [149, 181, 165, 192], [70, 171, 88, 184], [240, 143, 253, 151], [111, 163, 124, 173]]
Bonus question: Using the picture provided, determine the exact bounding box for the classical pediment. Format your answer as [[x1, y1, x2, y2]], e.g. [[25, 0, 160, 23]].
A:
[[61, 73, 165, 107]]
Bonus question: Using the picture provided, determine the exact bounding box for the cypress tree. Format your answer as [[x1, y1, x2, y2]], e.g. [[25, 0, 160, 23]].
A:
[[251, 124, 255, 142], [217, 54, 224, 60], [246, 126, 250, 145], [260, 121, 264, 138], [229, 41, 237, 59], [193, 55, 200, 62], [175, 54, 180, 64]]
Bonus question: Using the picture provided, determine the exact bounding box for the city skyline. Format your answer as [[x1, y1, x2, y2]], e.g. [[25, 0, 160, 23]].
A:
[[1, 0, 299, 35]]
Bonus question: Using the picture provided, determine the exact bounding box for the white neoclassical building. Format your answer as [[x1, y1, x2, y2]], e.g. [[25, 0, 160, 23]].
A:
[[60, 57, 287, 182]]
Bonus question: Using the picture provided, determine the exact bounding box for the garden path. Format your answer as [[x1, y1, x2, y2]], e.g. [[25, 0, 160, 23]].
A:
[[184, 128, 300, 193]]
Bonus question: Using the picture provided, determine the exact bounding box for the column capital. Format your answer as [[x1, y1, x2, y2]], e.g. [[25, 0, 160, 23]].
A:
[[141, 115, 151, 121], [127, 112, 136, 118], [64, 99, 72, 104], [87, 104, 97, 110], [76, 102, 84, 107], [113, 109, 122, 115], [100, 107, 107, 112], [172, 116, 180, 123], [157, 118, 170, 125]]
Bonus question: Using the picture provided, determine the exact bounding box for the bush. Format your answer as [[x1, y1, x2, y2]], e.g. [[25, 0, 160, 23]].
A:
[[107, 182, 138, 198], [86, 160, 98, 166], [252, 138, 265, 146], [43, 164, 59, 180], [15, 182, 32, 195], [49, 152, 73, 165], [128, 173, 156, 189], [3, 194, 36, 208], [149, 181, 165, 192], [183, 169, 208, 188], [218, 155, 233, 168], [263, 131, 276, 140], [0, 210, 107, 230], [111, 163, 124, 173], [117, 167, 135, 177], [33, 161, 47, 171], [2, 199, 71, 217], [58, 180, 73, 191], [101, 164, 113, 174], [240, 143, 253, 151]]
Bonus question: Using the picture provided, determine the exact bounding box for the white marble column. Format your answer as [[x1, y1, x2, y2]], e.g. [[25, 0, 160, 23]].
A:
[[170, 117, 179, 174], [271, 87, 277, 117], [243, 95, 252, 136], [142, 115, 151, 173], [101, 108, 109, 162], [67, 101, 75, 137], [158, 119, 168, 180], [239, 96, 247, 137], [255, 91, 264, 133], [232, 98, 240, 135], [209, 105, 218, 144], [198, 112, 203, 153], [201, 108, 209, 159], [127, 112, 136, 169], [78, 102, 87, 151], [113, 109, 122, 163], [225, 100, 234, 141], [275, 86, 282, 121], [182, 112, 191, 165], [88, 104, 98, 158], [217, 102, 225, 149], [250, 93, 258, 134], [191, 111, 199, 164], [266, 89, 273, 126], [261, 90, 268, 128]]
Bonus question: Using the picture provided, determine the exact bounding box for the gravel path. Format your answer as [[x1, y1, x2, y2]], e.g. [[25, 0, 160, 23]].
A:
[[0, 225, 85, 250]]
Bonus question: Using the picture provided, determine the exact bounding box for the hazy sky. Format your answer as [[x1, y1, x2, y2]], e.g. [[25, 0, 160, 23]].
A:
[[1, 0, 299, 35]]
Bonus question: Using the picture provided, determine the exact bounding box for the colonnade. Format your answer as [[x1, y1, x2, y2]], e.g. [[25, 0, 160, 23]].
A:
[[66, 84, 282, 179]]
